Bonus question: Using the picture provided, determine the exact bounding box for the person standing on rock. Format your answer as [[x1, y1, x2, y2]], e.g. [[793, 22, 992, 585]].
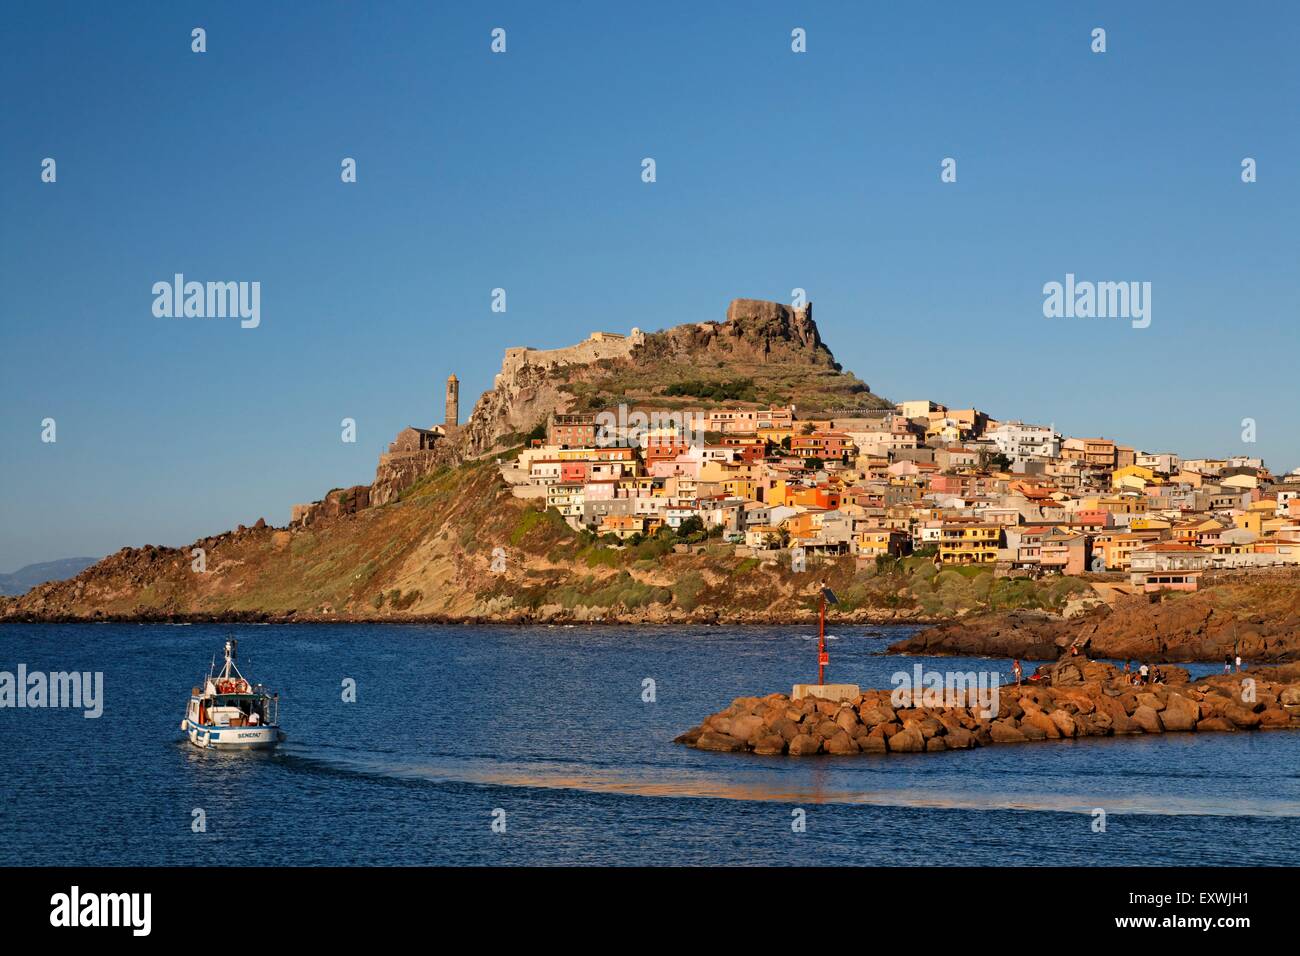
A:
[[1012, 659, 1022, 686], [1139, 662, 1149, 686], [1235, 654, 1243, 673], [1225, 653, 1233, 674]]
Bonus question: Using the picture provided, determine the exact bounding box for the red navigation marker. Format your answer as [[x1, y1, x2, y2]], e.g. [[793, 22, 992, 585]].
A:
[[817, 585, 838, 685]]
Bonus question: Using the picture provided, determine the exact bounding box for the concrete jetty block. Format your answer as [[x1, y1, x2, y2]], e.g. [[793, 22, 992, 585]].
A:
[[792, 683, 860, 702]]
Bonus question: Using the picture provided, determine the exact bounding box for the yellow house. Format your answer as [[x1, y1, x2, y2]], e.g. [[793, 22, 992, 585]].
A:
[[1233, 510, 1265, 534], [937, 523, 1002, 564], [1222, 473, 1259, 491], [722, 477, 760, 500], [1111, 465, 1157, 489], [1094, 531, 1160, 571], [699, 459, 757, 484], [856, 528, 907, 558], [926, 420, 966, 442], [1099, 495, 1148, 515], [599, 514, 649, 540], [757, 424, 794, 445], [1130, 516, 1172, 532], [617, 476, 658, 497]]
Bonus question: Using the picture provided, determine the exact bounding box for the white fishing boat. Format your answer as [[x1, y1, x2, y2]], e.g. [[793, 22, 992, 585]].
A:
[[180, 639, 284, 750]]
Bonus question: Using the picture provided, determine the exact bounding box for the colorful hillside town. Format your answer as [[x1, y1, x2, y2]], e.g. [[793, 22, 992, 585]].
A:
[[501, 401, 1300, 592]]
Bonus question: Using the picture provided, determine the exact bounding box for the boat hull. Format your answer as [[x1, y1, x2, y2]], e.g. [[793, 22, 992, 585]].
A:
[[182, 718, 283, 750]]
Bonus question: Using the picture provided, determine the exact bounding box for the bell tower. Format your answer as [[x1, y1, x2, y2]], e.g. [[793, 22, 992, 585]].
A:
[[445, 374, 459, 428]]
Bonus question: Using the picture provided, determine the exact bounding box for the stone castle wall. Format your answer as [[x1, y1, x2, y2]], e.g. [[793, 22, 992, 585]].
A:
[[494, 330, 644, 387]]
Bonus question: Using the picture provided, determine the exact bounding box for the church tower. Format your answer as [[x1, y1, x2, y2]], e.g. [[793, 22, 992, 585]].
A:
[[445, 374, 459, 428]]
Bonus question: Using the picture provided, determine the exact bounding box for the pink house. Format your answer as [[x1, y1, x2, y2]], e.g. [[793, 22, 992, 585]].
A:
[[1074, 509, 1112, 528]]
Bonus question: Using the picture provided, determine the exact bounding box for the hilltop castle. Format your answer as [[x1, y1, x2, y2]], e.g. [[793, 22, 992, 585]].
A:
[[494, 329, 645, 389]]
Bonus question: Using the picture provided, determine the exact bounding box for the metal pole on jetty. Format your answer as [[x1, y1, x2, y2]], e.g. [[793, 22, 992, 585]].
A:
[[818, 584, 837, 685], [792, 584, 854, 704]]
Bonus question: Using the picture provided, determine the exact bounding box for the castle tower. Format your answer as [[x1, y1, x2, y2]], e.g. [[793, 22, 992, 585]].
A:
[[445, 374, 459, 428]]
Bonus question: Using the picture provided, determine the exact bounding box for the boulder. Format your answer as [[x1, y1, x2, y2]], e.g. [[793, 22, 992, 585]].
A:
[[925, 737, 947, 752], [1131, 705, 1163, 734], [1049, 709, 1078, 738], [752, 734, 787, 755], [944, 726, 977, 749], [695, 731, 747, 752], [1020, 709, 1061, 739], [787, 734, 822, 756], [1018, 721, 1048, 741], [1094, 694, 1140, 734], [887, 727, 925, 752], [988, 720, 1027, 743], [673, 726, 703, 746], [859, 705, 897, 727], [1195, 717, 1238, 733], [1258, 708, 1293, 728], [835, 708, 861, 735], [1159, 694, 1200, 732], [859, 734, 887, 753], [1073, 713, 1111, 736], [825, 730, 860, 755], [904, 716, 945, 739], [1221, 704, 1261, 729], [770, 717, 800, 742], [729, 714, 766, 743]]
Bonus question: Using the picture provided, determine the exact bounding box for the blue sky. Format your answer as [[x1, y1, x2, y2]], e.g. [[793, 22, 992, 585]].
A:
[[2, 1, 1297, 571]]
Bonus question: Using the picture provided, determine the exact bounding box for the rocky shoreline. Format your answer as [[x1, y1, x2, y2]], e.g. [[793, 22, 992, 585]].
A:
[[675, 660, 1300, 757], [893, 590, 1300, 664]]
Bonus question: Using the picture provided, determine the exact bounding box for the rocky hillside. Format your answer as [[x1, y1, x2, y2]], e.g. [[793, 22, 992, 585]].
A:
[[0, 453, 1079, 625]]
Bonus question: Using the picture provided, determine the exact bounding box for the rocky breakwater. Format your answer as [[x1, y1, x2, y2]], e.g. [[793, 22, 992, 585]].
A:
[[675, 660, 1300, 756]]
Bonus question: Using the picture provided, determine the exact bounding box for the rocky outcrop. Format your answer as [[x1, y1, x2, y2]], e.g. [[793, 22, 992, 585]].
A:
[[461, 360, 572, 458], [292, 485, 372, 526], [370, 444, 462, 507], [459, 299, 885, 456], [675, 662, 1300, 757], [890, 587, 1300, 664], [636, 299, 843, 371]]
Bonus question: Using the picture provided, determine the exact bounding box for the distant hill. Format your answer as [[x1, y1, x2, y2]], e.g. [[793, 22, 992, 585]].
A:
[[0, 558, 99, 597]]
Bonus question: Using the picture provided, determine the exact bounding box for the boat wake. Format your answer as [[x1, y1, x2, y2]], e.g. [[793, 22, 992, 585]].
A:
[[273, 744, 1300, 818]]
